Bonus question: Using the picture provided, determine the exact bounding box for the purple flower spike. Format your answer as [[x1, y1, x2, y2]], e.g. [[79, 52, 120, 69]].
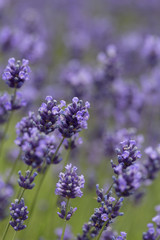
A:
[[58, 97, 90, 138], [55, 225, 73, 240], [9, 198, 28, 231], [55, 163, 85, 199], [115, 139, 141, 169], [57, 201, 77, 221], [37, 96, 65, 134], [116, 232, 127, 240], [18, 170, 38, 189], [0, 93, 11, 124], [2, 58, 30, 88]]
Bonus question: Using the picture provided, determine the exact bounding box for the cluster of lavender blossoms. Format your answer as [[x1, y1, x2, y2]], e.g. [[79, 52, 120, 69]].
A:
[[58, 97, 90, 138], [9, 198, 28, 231], [2, 0, 160, 239], [2, 58, 30, 88], [15, 96, 90, 170], [111, 139, 142, 197], [143, 205, 160, 239], [55, 164, 85, 199], [55, 164, 85, 222], [0, 93, 11, 124], [77, 184, 124, 239]]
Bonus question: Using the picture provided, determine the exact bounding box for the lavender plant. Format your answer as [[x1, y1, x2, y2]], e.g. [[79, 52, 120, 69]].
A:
[[1, 1, 160, 239]]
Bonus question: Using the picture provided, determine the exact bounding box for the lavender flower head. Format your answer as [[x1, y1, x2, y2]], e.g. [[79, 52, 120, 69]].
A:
[[55, 163, 85, 198], [111, 139, 142, 197], [115, 139, 141, 169], [18, 170, 38, 189], [15, 112, 37, 147], [37, 96, 66, 134], [143, 205, 160, 239], [57, 201, 77, 221], [55, 225, 73, 240], [143, 145, 160, 182], [115, 232, 127, 240], [0, 92, 11, 124], [2, 58, 30, 88], [98, 44, 120, 82], [113, 162, 143, 197], [10, 198, 28, 231], [58, 97, 90, 138], [20, 128, 59, 168], [77, 185, 123, 239], [142, 35, 160, 67]]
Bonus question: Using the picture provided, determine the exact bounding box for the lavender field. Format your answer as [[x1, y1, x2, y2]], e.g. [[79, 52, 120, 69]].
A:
[[1, 0, 160, 240]]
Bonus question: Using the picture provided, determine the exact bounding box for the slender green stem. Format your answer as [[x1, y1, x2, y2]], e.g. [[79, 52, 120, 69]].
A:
[[29, 171, 46, 218], [105, 182, 114, 195], [96, 218, 110, 240], [1, 217, 12, 240], [6, 150, 21, 183], [11, 231, 16, 240], [0, 88, 17, 160], [61, 198, 70, 240], [52, 137, 65, 163], [62, 141, 71, 171], [29, 137, 65, 222]]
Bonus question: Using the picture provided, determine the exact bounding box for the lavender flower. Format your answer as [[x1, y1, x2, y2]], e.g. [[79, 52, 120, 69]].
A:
[[143, 205, 160, 239], [18, 170, 38, 189], [115, 232, 127, 240], [37, 96, 65, 134], [10, 198, 28, 231], [115, 140, 141, 169], [143, 146, 160, 182], [0, 93, 11, 124], [55, 163, 85, 199], [77, 186, 123, 239], [57, 201, 77, 221], [2, 58, 30, 88], [58, 97, 90, 138], [15, 112, 37, 147], [142, 35, 160, 67], [98, 45, 120, 83], [104, 128, 144, 157], [0, 26, 15, 52], [113, 163, 142, 197], [0, 177, 13, 220], [101, 228, 117, 240], [55, 225, 74, 240], [21, 128, 60, 168]]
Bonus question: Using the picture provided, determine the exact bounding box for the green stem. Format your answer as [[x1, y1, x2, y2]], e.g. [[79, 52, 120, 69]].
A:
[[60, 198, 70, 240], [29, 137, 65, 221], [11, 231, 16, 240], [6, 150, 21, 183], [52, 137, 65, 163], [29, 171, 46, 218], [1, 217, 12, 240], [105, 182, 114, 195], [62, 141, 71, 171], [0, 88, 17, 160]]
